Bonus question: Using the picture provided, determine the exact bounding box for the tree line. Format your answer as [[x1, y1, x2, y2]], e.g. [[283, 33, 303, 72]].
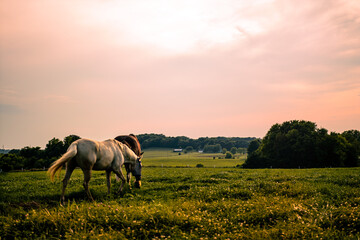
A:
[[0, 135, 80, 172], [137, 134, 256, 151], [0, 134, 255, 171], [3, 122, 357, 171], [243, 120, 360, 168]]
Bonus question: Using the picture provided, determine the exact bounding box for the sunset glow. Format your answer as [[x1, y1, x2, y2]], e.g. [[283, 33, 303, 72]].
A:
[[1, 0, 360, 149]]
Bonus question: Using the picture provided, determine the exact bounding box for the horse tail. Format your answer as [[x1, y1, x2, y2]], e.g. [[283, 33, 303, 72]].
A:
[[48, 142, 78, 181]]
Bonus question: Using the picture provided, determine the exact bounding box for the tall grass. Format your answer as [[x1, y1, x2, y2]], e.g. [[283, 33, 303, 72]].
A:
[[1, 166, 360, 239]]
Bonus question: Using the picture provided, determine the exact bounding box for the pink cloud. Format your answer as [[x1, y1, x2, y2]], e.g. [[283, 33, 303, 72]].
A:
[[0, 0, 359, 148]]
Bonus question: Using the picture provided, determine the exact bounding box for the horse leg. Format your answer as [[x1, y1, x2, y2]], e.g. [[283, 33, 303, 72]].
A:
[[115, 163, 129, 183], [82, 169, 94, 201], [106, 170, 111, 194], [127, 171, 132, 189], [61, 161, 76, 205], [113, 168, 126, 194], [125, 164, 132, 189]]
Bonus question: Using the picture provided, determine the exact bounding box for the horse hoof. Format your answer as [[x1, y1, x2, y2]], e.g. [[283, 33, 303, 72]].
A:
[[134, 181, 141, 188]]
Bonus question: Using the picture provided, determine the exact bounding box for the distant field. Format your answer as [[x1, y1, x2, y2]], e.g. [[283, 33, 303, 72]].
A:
[[1, 161, 360, 239], [143, 148, 246, 167]]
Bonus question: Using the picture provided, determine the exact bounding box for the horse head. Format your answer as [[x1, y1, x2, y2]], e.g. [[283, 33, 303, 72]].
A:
[[132, 153, 143, 188], [120, 141, 144, 188]]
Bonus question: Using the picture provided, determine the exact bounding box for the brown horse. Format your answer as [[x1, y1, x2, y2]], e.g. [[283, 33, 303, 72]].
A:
[[114, 134, 143, 188]]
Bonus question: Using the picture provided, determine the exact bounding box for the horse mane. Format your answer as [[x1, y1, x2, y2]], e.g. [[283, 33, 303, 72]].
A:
[[114, 134, 142, 156], [129, 134, 142, 153], [122, 141, 132, 149]]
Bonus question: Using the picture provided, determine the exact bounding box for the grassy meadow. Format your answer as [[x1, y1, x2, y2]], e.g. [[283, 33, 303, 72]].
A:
[[142, 148, 246, 168], [1, 149, 360, 239]]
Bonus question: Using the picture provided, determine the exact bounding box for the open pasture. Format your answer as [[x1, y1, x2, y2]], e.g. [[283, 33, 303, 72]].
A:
[[143, 148, 246, 168], [1, 162, 360, 239], [1, 150, 360, 239]]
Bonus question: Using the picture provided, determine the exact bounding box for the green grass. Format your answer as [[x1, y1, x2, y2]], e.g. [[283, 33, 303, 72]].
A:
[[1, 150, 360, 239], [143, 148, 246, 167]]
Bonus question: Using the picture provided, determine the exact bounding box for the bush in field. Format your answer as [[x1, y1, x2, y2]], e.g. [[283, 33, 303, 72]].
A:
[[244, 120, 359, 168], [225, 151, 233, 159]]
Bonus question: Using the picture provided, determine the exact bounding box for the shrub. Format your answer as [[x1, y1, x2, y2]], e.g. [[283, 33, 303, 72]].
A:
[[225, 152, 233, 159]]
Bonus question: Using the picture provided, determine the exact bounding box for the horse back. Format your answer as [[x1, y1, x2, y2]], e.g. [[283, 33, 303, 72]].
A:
[[93, 139, 125, 170], [74, 139, 122, 170], [73, 139, 99, 168]]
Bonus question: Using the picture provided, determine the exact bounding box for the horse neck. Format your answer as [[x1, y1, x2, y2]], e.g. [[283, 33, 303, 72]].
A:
[[123, 145, 136, 162]]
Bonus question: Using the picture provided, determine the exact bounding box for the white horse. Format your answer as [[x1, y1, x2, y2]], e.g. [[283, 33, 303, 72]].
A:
[[48, 138, 143, 204]]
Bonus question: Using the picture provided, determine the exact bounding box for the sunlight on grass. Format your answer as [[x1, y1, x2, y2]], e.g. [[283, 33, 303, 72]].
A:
[[1, 155, 360, 239]]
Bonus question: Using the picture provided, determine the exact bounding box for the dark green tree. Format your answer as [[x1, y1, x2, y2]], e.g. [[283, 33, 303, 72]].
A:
[[0, 154, 25, 171], [19, 146, 44, 169], [247, 139, 261, 155], [45, 138, 64, 159], [230, 147, 237, 155], [321, 133, 357, 167], [342, 130, 360, 160], [203, 144, 222, 153], [19, 146, 42, 159], [136, 133, 255, 149], [237, 148, 247, 154], [243, 120, 358, 168], [63, 135, 81, 151]]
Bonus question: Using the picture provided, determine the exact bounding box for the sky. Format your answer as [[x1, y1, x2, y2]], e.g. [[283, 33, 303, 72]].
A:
[[1, 0, 360, 149]]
